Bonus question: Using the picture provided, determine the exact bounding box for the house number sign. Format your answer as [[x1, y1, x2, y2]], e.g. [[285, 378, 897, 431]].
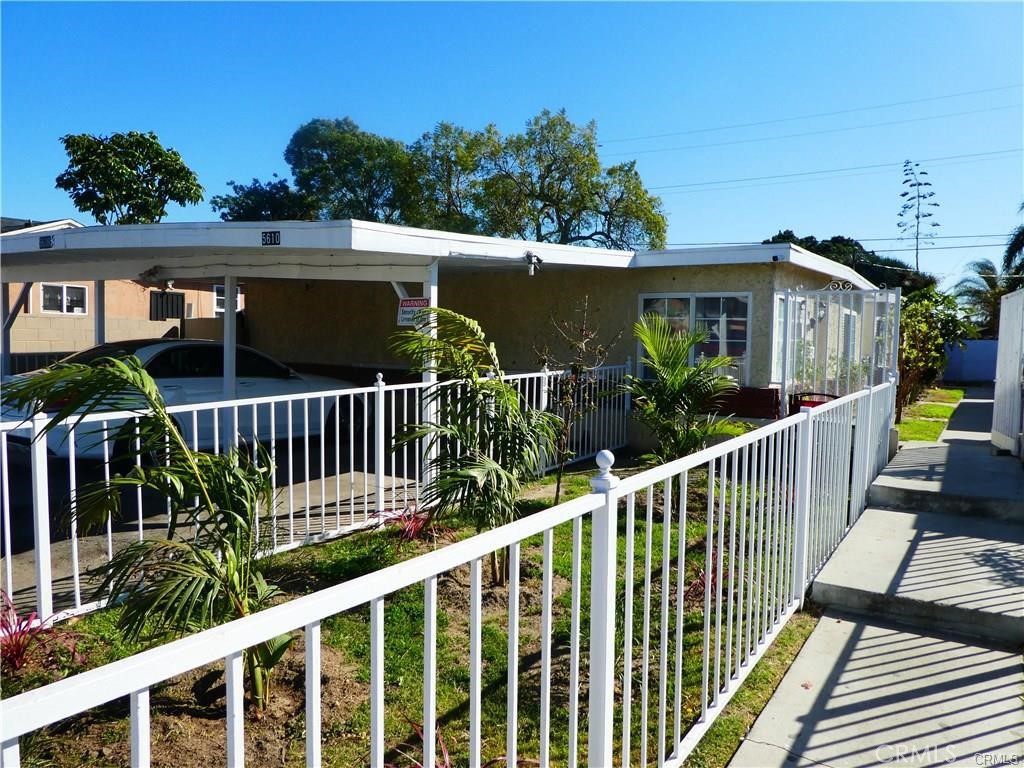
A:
[[261, 231, 281, 246]]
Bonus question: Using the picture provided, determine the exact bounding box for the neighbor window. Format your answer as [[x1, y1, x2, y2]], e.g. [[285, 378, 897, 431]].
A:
[[213, 284, 242, 314], [40, 283, 87, 315], [638, 292, 750, 384]]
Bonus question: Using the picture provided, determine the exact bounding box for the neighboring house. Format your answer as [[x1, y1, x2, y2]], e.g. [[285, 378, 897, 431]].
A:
[[1, 218, 244, 368], [0, 219, 888, 415]]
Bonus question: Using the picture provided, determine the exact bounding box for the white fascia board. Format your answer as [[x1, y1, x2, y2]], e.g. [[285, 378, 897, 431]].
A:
[[348, 219, 635, 268], [632, 244, 791, 268], [0, 218, 85, 236], [785, 244, 876, 289]]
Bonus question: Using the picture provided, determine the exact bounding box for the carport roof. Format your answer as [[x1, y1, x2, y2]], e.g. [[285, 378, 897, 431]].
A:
[[0, 218, 874, 289]]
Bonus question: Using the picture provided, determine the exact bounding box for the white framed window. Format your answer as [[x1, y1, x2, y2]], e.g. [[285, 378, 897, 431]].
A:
[[638, 292, 751, 385], [213, 284, 242, 314], [40, 283, 88, 315]]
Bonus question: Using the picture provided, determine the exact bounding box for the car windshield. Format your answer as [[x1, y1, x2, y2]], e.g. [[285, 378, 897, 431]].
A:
[[58, 341, 160, 366]]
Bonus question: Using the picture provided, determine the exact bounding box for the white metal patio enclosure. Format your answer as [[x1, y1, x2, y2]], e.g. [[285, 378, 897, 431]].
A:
[[0, 381, 895, 768], [992, 288, 1024, 455], [775, 287, 900, 416], [0, 364, 630, 621]]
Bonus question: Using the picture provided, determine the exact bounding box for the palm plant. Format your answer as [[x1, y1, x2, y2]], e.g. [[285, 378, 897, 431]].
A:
[[390, 309, 561, 583], [1, 357, 290, 709], [622, 314, 739, 462], [1004, 201, 1024, 277], [952, 258, 1023, 336]]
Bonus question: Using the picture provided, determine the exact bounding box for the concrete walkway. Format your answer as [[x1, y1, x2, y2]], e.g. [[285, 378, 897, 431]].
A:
[[731, 387, 1024, 767]]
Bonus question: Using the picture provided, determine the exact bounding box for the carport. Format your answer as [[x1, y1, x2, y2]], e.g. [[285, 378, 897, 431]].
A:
[[1, 219, 631, 387]]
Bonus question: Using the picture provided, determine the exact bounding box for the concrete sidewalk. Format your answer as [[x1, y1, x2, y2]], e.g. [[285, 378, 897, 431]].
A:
[[730, 387, 1024, 767]]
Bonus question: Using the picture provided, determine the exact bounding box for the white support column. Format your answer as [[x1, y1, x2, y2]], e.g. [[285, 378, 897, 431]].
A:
[[421, 262, 439, 485], [779, 294, 791, 419], [422, 262, 438, 388], [94, 280, 106, 346], [222, 275, 237, 401], [31, 411, 53, 619]]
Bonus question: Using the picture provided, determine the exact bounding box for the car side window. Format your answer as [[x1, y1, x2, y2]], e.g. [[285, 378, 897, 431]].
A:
[[236, 349, 292, 379], [147, 347, 223, 378]]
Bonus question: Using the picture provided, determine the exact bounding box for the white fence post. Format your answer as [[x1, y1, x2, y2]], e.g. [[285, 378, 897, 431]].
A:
[[793, 410, 813, 609], [0, 736, 19, 768], [624, 356, 633, 413], [539, 364, 550, 413], [30, 411, 53, 619], [849, 388, 874, 525], [587, 449, 619, 767], [375, 373, 386, 515]]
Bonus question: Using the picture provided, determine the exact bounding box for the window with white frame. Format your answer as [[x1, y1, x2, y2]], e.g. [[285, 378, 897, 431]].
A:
[[639, 292, 750, 384], [213, 284, 242, 314], [40, 283, 87, 315]]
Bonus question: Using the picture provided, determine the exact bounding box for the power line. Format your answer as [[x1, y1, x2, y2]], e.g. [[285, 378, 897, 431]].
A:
[[648, 149, 1022, 191], [600, 84, 1024, 144], [602, 104, 1021, 158]]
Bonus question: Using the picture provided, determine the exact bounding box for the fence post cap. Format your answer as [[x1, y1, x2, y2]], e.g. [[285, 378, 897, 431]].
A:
[[375, 372, 384, 385], [591, 449, 619, 492]]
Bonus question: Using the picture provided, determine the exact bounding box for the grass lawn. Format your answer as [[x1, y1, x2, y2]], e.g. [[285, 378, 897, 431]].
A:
[[923, 387, 965, 404], [904, 402, 956, 421], [897, 387, 964, 442], [897, 418, 946, 442], [5, 458, 815, 768]]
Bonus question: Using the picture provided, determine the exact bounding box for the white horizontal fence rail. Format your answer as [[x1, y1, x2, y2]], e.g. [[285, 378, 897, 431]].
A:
[[0, 365, 630, 621], [1, 381, 895, 768]]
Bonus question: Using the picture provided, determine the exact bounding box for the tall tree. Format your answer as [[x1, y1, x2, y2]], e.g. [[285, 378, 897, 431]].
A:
[[1004, 201, 1024, 276], [55, 131, 203, 225], [952, 258, 1023, 337], [407, 122, 487, 233], [477, 109, 667, 249], [763, 230, 935, 294], [897, 159, 940, 272], [209, 175, 319, 221], [283, 118, 416, 223]]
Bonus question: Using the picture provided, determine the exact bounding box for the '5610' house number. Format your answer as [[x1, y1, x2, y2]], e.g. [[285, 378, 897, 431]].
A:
[[261, 231, 281, 246]]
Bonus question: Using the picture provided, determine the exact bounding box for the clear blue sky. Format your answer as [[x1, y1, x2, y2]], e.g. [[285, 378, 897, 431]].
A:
[[2, 2, 1022, 288]]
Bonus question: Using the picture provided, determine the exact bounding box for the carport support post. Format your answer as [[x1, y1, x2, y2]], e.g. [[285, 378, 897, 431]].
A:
[[222, 276, 238, 453], [94, 280, 106, 346], [421, 261, 439, 485], [31, 411, 53, 619], [375, 373, 386, 514]]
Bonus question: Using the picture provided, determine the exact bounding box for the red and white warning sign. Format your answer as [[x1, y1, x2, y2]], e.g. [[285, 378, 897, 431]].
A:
[[397, 297, 431, 326]]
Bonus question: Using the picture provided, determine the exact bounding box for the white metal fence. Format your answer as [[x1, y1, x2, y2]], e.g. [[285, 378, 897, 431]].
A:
[[992, 288, 1024, 456], [776, 288, 900, 416], [0, 381, 895, 768], [0, 365, 630, 621]]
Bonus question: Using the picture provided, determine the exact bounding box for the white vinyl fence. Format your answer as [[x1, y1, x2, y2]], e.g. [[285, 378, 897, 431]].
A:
[[992, 288, 1024, 456], [0, 365, 630, 621], [0, 381, 895, 768]]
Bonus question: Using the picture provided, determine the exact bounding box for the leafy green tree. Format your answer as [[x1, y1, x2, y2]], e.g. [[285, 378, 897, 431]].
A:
[[284, 118, 416, 223], [763, 230, 935, 293], [210, 175, 319, 221], [1, 358, 290, 709], [407, 122, 487, 234], [55, 131, 203, 224], [478, 109, 667, 249], [390, 309, 561, 583], [621, 314, 738, 462], [953, 259, 1024, 337], [897, 160, 940, 272], [896, 288, 975, 420]]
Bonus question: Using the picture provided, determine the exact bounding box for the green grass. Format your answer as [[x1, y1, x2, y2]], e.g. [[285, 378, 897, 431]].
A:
[[904, 402, 955, 421], [897, 419, 945, 442], [923, 387, 965, 404]]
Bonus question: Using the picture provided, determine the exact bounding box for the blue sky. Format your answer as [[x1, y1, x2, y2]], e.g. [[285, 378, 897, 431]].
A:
[[2, 2, 1021, 288]]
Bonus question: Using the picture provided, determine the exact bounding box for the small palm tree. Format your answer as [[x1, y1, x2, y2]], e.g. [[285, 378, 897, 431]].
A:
[[1, 357, 290, 709], [390, 309, 561, 583], [1004, 201, 1024, 277], [953, 258, 1024, 336], [622, 314, 738, 462]]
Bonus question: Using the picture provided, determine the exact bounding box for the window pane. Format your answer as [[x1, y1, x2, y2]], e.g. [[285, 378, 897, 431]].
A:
[[695, 296, 721, 317], [726, 319, 748, 340], [666, 297, 689, 320], [642, 297, 665, 316], [65, 286, 86, 314], [42, 285, 62, 312], [180, 347, 223, 378], [723, 296, 748, 317], [236, 349, 290, 378]]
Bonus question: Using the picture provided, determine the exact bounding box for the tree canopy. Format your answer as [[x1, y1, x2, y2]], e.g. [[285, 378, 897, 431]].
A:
[[763, 230, 935, 294], [55, 131, 203, 225], [211, 110, 667, 250], [209, 175, 318, 222]]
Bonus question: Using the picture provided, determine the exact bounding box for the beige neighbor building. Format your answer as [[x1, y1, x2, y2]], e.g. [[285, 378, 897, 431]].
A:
[[1, 218, 243, 371], [0, 219, 878, 417]]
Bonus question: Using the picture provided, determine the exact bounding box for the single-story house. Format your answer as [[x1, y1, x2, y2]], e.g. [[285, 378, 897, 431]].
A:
[[0, 219, 889, 416]]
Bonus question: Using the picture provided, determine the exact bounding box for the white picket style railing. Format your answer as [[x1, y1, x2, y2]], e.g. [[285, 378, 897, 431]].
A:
[[0, 381, 895, 768], [0, 364, 631, 622]]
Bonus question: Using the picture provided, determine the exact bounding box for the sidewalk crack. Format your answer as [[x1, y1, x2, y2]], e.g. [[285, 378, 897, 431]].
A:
[[740, 737, 839, 768]]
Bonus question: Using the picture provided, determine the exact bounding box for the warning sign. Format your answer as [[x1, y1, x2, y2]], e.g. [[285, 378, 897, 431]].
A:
[[397, 297, 431, 326]]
